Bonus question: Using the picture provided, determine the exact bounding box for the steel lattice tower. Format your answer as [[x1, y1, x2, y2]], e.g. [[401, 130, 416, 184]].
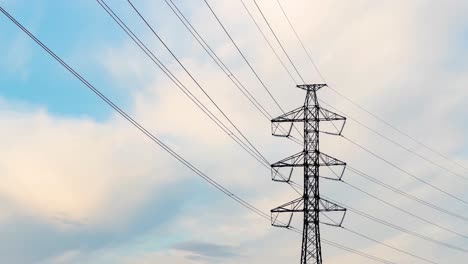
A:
[[270, 84, 347, 264]]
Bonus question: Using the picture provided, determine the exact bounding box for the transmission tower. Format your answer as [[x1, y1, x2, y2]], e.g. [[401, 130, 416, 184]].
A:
[[270, 84, 347, 264]]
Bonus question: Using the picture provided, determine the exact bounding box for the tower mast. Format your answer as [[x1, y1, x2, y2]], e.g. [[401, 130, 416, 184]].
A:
[[270, 84, 347, 264]]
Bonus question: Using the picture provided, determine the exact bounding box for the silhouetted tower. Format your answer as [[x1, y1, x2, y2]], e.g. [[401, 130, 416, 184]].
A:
[[270, 84, 347, 264]]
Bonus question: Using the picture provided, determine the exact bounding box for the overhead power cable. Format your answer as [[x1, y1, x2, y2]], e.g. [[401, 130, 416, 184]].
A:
[[331, 85, 468, 173], [324, 163, 467, 256], [347, 166, 468, 222], [275, 0, 468, 173], [317, 102, 468, 212], [202, 0, 286, 113], [322, 195, 468, 253], [0, 7, 435, 263], [95, 0, 303, 193], [163, 0, 302, 146], [202, 0, 304, 141], [320, 214, 439, 264], [165, 0, 270, 120], [241, 0, 464, 206], [319, 97, 468, 207], [238, 0, 298, 85], [321, 238, 398, 264], [250, 0, 305, 83], [120, 0, 303, 193], [289, 226, 404, 264], [319, 99, 468, 182], [0, 4, 270, 222], [272, 1, 468, 190], [275, 0, 320, 82], [96, 0, 271, 170], [342, 135, 468, 206], [292, 162, 466, 256], [198, 2, 466, 259], [125, 0, 270, 166], [343, 180, 468, 240], [204, 0, 307, 148], [321, 160, 468, 241], [342, 226, 439, 264], [289, 226, 400, 264]]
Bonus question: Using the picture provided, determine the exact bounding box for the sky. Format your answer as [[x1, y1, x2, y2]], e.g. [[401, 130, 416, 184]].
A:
[[1, 0, 468, 263]]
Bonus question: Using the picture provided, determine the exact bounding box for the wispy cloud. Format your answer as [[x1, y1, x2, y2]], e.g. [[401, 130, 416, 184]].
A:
[[173, 241, 241, 261]]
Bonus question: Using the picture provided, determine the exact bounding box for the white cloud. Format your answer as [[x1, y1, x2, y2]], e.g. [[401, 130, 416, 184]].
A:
[[0, 102, 182, 230]]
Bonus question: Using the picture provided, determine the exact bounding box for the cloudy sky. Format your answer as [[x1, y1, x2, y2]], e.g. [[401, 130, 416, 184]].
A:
[[1, 0, 468, 263]]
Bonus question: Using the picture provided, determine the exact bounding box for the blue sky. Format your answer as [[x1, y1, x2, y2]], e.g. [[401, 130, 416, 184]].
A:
[[1, 0, 468, 263], [2, 1, 108, 118], [0, 0, 165, 120]]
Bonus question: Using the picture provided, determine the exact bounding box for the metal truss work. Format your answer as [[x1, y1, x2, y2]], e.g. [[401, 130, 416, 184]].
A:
[[270, 84, 346, 264]]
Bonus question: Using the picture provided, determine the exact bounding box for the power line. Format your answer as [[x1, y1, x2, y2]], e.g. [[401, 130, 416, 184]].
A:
[[342, 135, 468, 206], [323, 162, 468, 257], [165, 0, 271, 120], [4, 0, 301, 200], [323, 195, 468, 253], [321, 214, 439, 264], [262, 2, 468, 213], [321, 159, 468, 240], [0, 4, 270, 222], [122, 0, 305, 194], [347, 166, 468, 222], [163, 0, 302, 146], [202, 0, 305, 155], [280, 136, 468, 254], [95, 0, 270, 170], [274, 0, 468, 184], [274, 0, 323, 82], [321, 238, 398, 264], [288, 227, 400, 264], [322, 91, 463, 209], [319, 99, 468, 182], [203, 0, 286, 114], [97, 0, 305, 194], [274, 0, 468, 173], [319, 109, 468, 214], [330, 85, 468, 173], [0, 6, 437, 263], [238, 0, 299, 85], [343, 180, 468, 240], [250, 0, 305, 83], [158, 1, 467, 260], [265, 84, 463, 262], [126, 0, 271, 166], [342, 226, 439, 264], [274, 1, 468, 210], [254, 0, 468, 236]]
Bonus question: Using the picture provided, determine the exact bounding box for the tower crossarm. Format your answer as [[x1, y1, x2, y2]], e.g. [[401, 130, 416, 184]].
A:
[[272, 151, 305, 168], [318, 152, 346, 181], [271, 106, 305, 137], [319, 198, 347, 227], [270, 151, 305, 182], [271, 197, 305, 227], [318, 107, 346, 135]]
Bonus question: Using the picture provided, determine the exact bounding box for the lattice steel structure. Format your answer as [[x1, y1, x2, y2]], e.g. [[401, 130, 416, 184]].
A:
[[270, 84, 347, 264]]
